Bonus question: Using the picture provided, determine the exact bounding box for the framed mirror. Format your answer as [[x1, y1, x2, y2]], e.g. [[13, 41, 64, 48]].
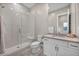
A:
[[57, 9, 70, 34]]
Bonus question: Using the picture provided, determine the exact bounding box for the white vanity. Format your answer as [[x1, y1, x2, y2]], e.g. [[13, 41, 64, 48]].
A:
[[42, 34, 79, 56]]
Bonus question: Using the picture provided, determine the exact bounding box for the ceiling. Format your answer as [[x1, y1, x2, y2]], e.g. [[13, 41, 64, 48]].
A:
[[21, 3, 35, 9], [48, 3, 70, 12], [21, 3, 70, 12]]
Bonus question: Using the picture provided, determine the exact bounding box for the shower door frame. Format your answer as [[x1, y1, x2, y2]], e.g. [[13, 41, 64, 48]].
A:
[[0, 16, 4, 53], [16, 12, 29, 48]]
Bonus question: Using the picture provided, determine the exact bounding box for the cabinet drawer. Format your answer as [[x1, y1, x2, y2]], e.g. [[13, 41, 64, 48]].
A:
[[55, 40, 68, 47], [69, 42, 79, 50]]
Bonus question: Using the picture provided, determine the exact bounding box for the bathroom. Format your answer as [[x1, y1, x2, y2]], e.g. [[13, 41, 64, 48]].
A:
[[0, 3, 79, 56]]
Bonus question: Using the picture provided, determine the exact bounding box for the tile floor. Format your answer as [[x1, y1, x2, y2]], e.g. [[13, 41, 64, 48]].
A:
[[7, 46, 44, 56]]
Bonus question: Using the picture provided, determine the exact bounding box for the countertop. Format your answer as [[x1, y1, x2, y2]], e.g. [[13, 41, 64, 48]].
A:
[[42, 34, 79, 43]]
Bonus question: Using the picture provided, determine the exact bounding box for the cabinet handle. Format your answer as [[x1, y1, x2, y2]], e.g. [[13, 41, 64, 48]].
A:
[[70, 44, 78, 47], [55, 46, 57, 50], [55, 46, 59, 51], [19, 28, 21, 33], [58, 47, 59, 51], [56, 47, 59, 51], [44, 39, 48, 41]]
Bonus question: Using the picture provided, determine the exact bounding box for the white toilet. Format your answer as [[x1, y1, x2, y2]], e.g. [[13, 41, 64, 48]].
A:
[[27, 35, 43, 55]]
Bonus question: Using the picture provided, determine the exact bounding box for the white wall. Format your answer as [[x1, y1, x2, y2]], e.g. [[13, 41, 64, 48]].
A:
[[74, 4, 79, 36], [30, 4, 48, 39], [70, 4, 76, 34], [48, 13, 57, 33], [1, 3, 31, 49], [70, 3, 79, 35]]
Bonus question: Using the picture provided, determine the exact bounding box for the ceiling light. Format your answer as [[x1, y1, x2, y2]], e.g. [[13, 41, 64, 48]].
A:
[[10, 8, 13, 10], [16, 13, 19, 16], [48, 6, 50, 10], [13, 3, 17, 5]]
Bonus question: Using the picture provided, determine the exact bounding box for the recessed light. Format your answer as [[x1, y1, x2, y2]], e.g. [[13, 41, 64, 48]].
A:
[[48, 6, 50, 10], [13, 3, 17, 5], [10, 8, 13, 10], [16, 13, 19, 16]]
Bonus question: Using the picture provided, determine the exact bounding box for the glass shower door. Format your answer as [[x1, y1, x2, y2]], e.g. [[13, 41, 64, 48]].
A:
[[21, 14, 29, 44], [16, 13, 29, 48]]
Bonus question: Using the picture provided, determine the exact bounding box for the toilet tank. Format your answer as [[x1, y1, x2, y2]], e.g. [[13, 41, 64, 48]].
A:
[[27, 33, 35, 40], [27, 36, 35, 40], [37, 35, 43, 42]]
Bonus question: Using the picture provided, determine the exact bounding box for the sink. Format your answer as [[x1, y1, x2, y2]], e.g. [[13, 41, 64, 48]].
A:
[[43, 33, 68, 40], [44, 34, 54, 37]]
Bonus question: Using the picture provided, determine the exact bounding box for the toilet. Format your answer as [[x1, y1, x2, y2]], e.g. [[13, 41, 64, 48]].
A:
[[27, 35, 43, 55]]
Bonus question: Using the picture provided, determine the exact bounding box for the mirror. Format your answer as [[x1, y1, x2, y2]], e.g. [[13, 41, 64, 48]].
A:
[[48, 3, 71, 34], [57, 9, 69, 34]]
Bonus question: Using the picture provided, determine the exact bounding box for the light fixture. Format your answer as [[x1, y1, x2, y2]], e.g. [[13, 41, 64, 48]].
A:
[[16, 13, 19, 16], [10, 8, 13, 10], [51, 13, 55, 16], [36, 10, 41, 14], [48, 6, 50, 10], [13, 3, 17, 5]]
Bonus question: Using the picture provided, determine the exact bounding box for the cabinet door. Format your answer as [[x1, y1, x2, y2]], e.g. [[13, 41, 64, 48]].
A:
[[43, 38, 56, 56], [43, 38, 51, 56], [50, 39, 56, 56], [57, 46, 79, 56]]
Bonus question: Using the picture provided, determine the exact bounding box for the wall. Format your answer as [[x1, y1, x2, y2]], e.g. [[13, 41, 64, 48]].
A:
[[70, 4, 76, 34], [75, 4, 79, 36], [70, 3, 79, 35], [48, 13, 57, 33], [30, 4, 48, 39], [0, 3, 31, 49]]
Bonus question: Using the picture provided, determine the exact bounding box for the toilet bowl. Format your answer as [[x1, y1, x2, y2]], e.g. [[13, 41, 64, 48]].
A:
[[28, 35, 43, 55], [31, 35, 43, 47]]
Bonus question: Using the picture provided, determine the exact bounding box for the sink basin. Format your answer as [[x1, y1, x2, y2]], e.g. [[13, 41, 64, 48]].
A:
[[44, 34, 55, 37], [44, 33, 67, 40]]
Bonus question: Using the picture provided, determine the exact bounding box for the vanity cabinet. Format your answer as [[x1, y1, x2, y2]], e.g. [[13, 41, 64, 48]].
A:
[[57, 45, 79, 56], [55, 45, 73, 56], [43, 38, 51, 56], [43, 38, 56, 56], [43, 38, 79, 56]]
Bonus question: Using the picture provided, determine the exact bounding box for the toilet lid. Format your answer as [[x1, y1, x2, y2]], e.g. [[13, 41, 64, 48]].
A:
[[31, 41, 40, 46]]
